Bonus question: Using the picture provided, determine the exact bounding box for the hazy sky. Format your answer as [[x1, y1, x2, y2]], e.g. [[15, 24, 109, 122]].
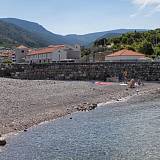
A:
[[0, 0, 160, 35]]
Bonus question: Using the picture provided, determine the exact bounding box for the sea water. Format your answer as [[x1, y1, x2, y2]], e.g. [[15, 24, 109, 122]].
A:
[[1, 99, 160, 160]]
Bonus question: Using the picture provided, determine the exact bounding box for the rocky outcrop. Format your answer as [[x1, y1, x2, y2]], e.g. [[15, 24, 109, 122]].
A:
[[75, 103, 98, 112]]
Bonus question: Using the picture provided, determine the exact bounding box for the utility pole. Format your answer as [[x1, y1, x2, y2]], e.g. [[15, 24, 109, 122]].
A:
[[58, 54, 61, 61], [155, 31, 158, 56], [93, 52, 95, 62], [104, 39, 105, 46]]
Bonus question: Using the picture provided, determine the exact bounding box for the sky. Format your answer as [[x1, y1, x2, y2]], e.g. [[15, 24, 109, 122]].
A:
[[0, 0, 160, 35]]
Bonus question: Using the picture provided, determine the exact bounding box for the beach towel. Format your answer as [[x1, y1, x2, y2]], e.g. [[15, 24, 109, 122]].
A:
[[95, 82, 113, 86]]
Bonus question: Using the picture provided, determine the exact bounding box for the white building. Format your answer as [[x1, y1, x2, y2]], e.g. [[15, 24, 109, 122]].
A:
[[26, 44, 81, 64]]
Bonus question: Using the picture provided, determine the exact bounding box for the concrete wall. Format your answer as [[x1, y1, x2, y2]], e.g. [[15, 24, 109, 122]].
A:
[[64, 44, 81, 60], [15, 48, 29, 63], [66, 50, 81, 60], [0, 62, 159, 81]]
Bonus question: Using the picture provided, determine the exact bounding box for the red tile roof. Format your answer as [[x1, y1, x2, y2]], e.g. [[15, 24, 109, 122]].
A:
[[106, 49, 145, 57], [28, 45, 65, 56], [0, 50, 15, 57]]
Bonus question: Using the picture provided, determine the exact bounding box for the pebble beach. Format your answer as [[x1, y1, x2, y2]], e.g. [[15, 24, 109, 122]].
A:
[[0, 78, 159, 135]]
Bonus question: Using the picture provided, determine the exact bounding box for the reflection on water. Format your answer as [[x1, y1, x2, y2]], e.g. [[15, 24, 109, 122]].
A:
[[1, 100, 160, 160]]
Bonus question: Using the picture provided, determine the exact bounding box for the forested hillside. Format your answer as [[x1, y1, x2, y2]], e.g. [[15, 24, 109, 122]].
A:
[[94, 29, 160, 56], [0, 20, 50, 48]]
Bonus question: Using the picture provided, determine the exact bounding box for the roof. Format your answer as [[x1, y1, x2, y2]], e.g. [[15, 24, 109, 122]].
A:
[[28, 45, 65, 56], [17, 45, 28, 49], [106, 49, 145, 57], [0, 50, 15, 57]]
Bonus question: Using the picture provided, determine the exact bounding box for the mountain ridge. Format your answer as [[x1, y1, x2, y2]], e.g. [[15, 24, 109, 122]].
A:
[[0, 18, 147, 47]]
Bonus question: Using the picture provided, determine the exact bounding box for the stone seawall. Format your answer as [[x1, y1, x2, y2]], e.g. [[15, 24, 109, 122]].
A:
[[0, 62, 160, 81]]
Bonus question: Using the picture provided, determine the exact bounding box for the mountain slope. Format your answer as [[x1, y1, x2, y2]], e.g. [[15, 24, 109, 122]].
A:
[[1, 18, 68, 45], [1, 18, 146, 46], [0, 18, 147, 47], [98, 29, 146, 39], [65, 29, 146, 46], [2, 18, 107, 45], [0, 20, 51, 48], [64, 31, 111, 45]]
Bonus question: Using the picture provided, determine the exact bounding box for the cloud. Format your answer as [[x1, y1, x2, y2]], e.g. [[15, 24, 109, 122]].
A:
[[130, 0, 160, 17], [132, 0, 160, 7]]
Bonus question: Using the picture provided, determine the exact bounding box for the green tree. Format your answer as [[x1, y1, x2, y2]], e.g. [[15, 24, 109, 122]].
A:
[[137, 40, 154, 55]]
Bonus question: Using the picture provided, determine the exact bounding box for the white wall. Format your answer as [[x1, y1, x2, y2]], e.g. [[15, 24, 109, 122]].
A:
[[51, 50, 67, 61], [105, 56, 145, 61], [26, 50, 67, 63]]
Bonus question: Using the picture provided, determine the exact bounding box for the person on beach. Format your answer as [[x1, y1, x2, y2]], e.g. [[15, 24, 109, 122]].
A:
[[137, 79, 144, 86], [128, 79, 136, 88], [118, 73, 123, 82], [123, 70, 128, 84]]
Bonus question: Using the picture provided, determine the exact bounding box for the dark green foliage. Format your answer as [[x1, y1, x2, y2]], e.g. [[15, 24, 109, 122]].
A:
[[137, 40, 154, 55], [94, 29, 160, 56], [81, 47, 91, 57]]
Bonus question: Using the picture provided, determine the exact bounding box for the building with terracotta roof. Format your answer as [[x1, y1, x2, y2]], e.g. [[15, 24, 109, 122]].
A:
[[105, 49, 151, 62], [0, 49, 15, 63], [26, 44, 81, 64]]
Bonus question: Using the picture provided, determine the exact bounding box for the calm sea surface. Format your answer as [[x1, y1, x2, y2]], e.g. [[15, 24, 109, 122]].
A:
[[1, 99, 160, 160]]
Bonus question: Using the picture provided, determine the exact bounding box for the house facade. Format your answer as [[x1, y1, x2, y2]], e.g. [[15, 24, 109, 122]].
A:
[[26, 44, 81, 64], [14, 45, 29, 63], [105, 49, 151, 62]]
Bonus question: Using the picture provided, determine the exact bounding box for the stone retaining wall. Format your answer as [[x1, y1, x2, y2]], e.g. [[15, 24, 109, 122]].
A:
[[0, 62, 160, 81]]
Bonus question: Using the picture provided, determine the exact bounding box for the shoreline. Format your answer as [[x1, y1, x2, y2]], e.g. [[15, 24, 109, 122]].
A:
[[2, 86, 160, 141], [0, 78, 159, 137]]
